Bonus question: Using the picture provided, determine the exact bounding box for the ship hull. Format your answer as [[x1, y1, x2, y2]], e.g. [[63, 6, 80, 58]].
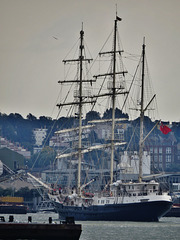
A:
[[54, 201, 172, 222], [0, 205, 27, 214]]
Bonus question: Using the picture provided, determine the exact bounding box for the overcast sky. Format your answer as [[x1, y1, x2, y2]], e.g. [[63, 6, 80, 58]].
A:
[[0, 0, 179, 122]]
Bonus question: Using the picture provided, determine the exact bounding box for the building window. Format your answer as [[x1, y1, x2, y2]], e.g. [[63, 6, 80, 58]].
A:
[[102, 129, 110, 139], [166, 147, 171, 154], [150, 148, 153, 153], [159, 163, 162, 169], [159, 155, 162, 162], [154, 155, 158, 162], [159, 147, 162, 154], [166, 163, 171, 168], [166, 155, 171, 162], [154, 147, 158, 154], [116, 129, 124, 141]]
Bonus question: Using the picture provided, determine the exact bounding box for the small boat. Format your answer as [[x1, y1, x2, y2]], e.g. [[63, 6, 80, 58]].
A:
[[0, 197, 27, 214], [165, 204, 180, 217], [0, 215, 82, 240], [165, 193, 180, 217], [0, 203, 27, 214]]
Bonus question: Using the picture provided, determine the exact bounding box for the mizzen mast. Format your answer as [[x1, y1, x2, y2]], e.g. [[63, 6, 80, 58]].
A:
[[138, 38, 145, 183]]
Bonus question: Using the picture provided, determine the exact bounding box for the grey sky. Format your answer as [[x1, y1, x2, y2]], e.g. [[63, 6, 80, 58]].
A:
[[0, 0, 179, 122]]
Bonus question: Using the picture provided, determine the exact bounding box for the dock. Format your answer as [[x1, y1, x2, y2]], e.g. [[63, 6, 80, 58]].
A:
[[0, 216, 82, 240]]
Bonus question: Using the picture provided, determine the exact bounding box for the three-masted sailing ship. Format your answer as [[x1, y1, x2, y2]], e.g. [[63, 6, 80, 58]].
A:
[[50, 16, 172, 221]]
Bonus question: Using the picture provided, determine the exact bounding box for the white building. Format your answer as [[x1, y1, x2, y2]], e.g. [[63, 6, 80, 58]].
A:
[[118, 151, 151, 175], [33, 128, 48, 147]]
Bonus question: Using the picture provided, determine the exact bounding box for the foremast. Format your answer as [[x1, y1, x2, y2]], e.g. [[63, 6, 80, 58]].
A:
[[77, 29, 83, 196], [57, 26, 94, 196]]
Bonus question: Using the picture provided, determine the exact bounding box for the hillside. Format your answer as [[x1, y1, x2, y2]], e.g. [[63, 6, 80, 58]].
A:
[[0, 111, 180, 171]]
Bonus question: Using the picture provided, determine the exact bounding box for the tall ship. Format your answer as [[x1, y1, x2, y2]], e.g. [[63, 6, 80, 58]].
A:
[[49, 16, 172, 221]]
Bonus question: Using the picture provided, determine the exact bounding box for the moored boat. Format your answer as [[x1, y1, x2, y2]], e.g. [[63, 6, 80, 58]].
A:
[[0, 197, 27, 214], [53, 180, 172, 221], [165, 204, 180, 217], [49, 15, 172, 222], [165, 193, 180, 217]]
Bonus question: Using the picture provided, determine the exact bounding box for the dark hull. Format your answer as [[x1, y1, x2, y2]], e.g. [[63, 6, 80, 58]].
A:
[[54, 201, 172, 222], [0, 222, 82, 240], [0, 205, 27, 214]]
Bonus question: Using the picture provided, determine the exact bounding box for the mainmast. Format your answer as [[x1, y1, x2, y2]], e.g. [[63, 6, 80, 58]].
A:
[[138, 38, 146, 183], [57, 26, 94, 196], [93, 16, 128, 185]]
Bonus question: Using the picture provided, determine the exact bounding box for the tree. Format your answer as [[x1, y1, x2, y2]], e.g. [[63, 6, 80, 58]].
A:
[[85, 111, 101, 122], [27, 113, 37, 121], [31, 146, 56, 169], [0, 187, 12, 196], [115, 108, 129, 119], [102, 108, 128, 119], [56, 116, 75, 129], [39, 116, 52, 127]]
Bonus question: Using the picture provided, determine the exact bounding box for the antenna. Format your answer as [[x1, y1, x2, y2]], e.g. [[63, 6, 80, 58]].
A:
[[143, 36, 146, 45], [116, 4, 118, 17], [115, 4, 122, 22]]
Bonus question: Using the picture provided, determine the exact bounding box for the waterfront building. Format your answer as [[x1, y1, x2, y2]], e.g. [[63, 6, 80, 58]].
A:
[[0, 136, 31, 159], [33, 128, 48, 153]]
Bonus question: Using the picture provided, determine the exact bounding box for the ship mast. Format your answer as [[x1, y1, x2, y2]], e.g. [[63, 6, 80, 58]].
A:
[[138, 38, 145, 183], [77, 29, 83, 195], [110, 18, 117, 184], [57, 26, 94, 196], [93, 16, 128, 185]]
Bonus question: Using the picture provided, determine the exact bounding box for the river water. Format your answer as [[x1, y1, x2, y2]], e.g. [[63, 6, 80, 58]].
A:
[[2, 213, 180, 240]]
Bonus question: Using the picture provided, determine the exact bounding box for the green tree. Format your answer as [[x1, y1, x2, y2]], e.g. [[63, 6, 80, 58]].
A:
[[31, 146, 56, 169], [103, 108, 128, 119], [85, 111, 101, 122]]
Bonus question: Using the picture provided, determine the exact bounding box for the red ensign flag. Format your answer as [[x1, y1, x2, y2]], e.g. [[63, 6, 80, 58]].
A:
[[160, 123, 172, 135]]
